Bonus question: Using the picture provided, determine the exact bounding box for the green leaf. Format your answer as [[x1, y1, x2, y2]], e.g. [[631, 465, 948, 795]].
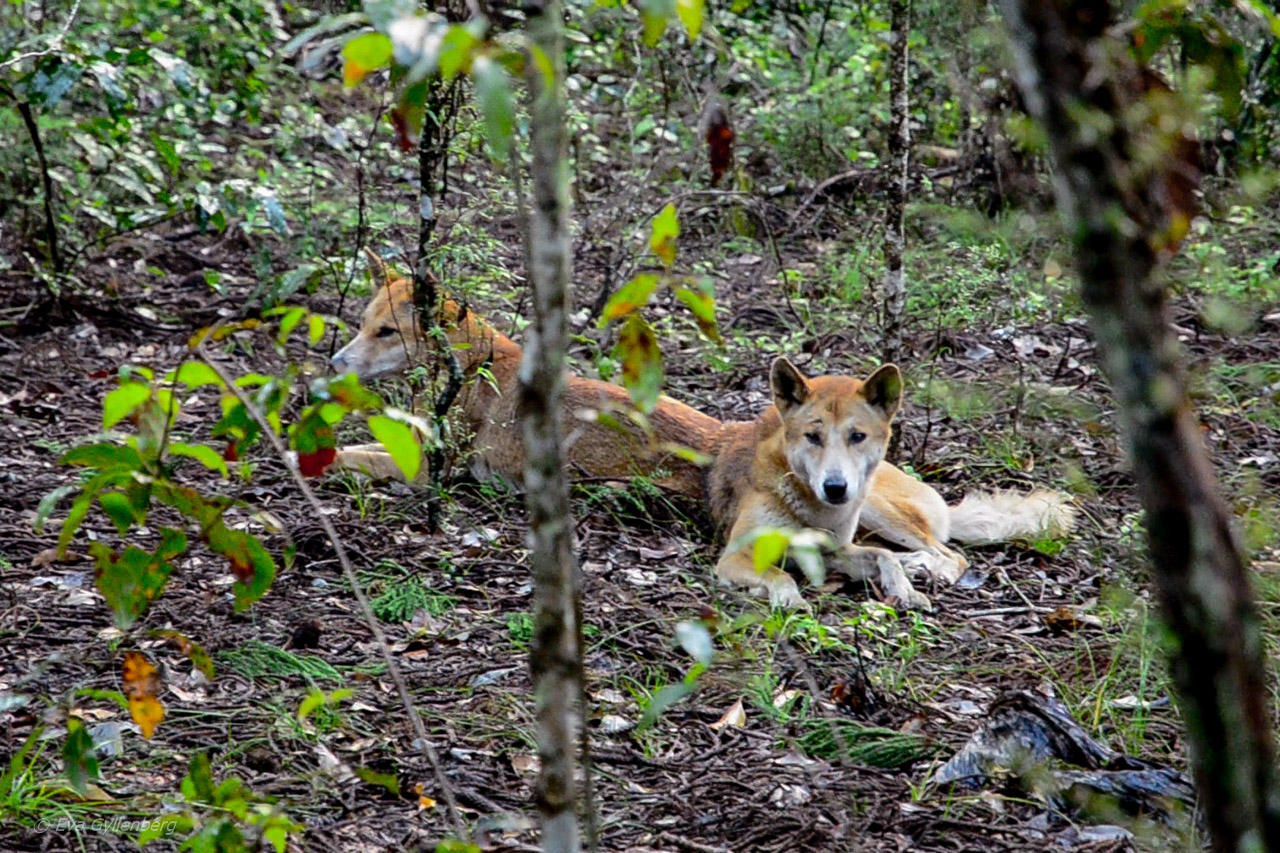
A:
[[99, 491, 137, 536], [138, 815, 195, 845], [440, 24, 479, 80], [614, 315, 664, 414], [165, 362, 224, 389], [169, 442, 230, 478], [104, 382, 153, 429], [205, 523, 276, 610], [601, 273, 661, 323], [291, 409, 337, 477], [63, 717, 101, 796], [356, 766, 402, 796], [149, 629, 215, 679], [91, 529, 186, 629], [342, 31, 393, 87], [58, 493, 94, 557], [308, 313, 326, 345], [674, 277, 720, 342], [472, 56, 515, 162], [640, 0, 676, 46], [297, 688, 326, 720], [183, 752, 216, 803], [151, 133, 181, 177], [752, 530, 790, 573], [650, 203, 680, 266], [35, 484, 80, 533], [676, 0, 704, 40], [638, 681, 694, 730], [273, 306, 307, 347], [368, 415, 422, 481]]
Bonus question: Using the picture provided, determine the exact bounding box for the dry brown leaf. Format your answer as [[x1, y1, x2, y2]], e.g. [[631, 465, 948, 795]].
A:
[[710, 698, 747, 730]]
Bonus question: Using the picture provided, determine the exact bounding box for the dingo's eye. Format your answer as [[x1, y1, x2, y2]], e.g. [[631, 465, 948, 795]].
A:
[[376, 325, 397, 338], [849, 431, 867, 445], [805, 432, 822, 447]]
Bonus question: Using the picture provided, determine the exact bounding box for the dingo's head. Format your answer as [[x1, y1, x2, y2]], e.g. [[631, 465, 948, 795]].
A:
[[770, 358, 902, 508], [330, 259, 486, 380], [330, 277, 427, 379]]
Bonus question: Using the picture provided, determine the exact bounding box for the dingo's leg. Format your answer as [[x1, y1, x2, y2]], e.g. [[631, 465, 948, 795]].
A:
[[330, 446, 430, 483], [832, 544, 932, 611], [714, 545, 806, 609]]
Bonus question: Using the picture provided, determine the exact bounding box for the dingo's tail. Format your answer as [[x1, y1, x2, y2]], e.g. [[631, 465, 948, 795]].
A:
[[947, 489, 1077, 544]]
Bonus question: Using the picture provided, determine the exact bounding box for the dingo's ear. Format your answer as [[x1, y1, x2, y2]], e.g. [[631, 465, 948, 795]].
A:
[[362, 247, 397, 288], [863, 364, 903, 418], [770, 358, 811, 413]]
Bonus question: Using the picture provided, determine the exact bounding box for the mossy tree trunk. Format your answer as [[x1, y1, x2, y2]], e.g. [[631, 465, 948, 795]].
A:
[[881, 0, 910, 367], [520, 1, 583, 851], [997, 2, 1280, 850]]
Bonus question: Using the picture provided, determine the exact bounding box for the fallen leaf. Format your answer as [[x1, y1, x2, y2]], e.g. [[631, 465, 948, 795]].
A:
[[121, 652, 164, 738], [710, 698, 747, 730], [510, 754, 541, 775]]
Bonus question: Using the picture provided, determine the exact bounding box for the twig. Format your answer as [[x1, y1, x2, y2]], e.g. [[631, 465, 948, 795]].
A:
[[193, 342, 469, 842], [0, 0, 82, 70], [16, 102, 61, 274]]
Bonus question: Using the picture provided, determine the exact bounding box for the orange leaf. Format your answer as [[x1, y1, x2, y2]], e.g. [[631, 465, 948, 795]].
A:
[[122, 652, 165, 738]]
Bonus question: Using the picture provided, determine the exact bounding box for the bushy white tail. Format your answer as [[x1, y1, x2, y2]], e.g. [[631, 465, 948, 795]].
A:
[[947, 489, 1077, 544]]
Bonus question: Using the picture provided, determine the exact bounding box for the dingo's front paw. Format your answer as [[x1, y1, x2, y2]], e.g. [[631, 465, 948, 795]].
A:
[[898, 550, 964, 585], [768, 575, 808, 610], [876, 555, 933, 612]]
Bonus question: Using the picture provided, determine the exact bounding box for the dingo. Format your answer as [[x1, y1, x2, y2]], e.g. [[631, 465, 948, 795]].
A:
[[708, 358, 1076, 609], [326, 258, 718, 496]]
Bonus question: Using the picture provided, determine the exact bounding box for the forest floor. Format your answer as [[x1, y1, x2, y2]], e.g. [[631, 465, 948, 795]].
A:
[[3, 160, 1280, 853]]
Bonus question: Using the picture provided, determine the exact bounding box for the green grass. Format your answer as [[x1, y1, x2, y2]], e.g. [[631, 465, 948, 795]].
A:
[[218, 641, 341, 681]]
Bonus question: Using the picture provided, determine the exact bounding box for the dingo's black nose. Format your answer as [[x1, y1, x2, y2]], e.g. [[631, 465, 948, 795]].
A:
[[822, 477, 848, 504]]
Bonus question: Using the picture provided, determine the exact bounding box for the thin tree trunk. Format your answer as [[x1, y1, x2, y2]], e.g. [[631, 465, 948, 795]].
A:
[[520, 1, 583, 851], [413, 79, 464, 533], [881, 0, 910, 367], [996, 3, 1280, 851]]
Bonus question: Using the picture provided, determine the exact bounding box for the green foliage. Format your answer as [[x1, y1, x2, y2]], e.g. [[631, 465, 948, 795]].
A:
[[219, 641, 342, 682], [61, 718, 100, 796], [795, 719, 939, 768], [506, 612, 535, 650], [138, 753, 301, 851], [365, 562, 457, 624]]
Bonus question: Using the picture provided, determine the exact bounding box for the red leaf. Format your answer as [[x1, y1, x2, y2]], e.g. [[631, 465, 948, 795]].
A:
[[391, 108, 414, 153], [222, 438, 239, 462], [704, 102, 734, 188], [297, 446, 336, 477]]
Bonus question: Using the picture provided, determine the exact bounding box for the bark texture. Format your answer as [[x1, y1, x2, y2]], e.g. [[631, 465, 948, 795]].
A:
[[520, 1, 583, 851], [881, 0, 910, 366], [997, 3, 1280, 850]]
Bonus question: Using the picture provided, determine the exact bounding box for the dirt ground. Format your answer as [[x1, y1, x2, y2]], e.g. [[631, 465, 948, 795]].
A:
[[3, 195, 1279, 853]]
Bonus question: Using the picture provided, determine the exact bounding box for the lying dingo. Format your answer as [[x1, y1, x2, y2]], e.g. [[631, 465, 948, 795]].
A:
[[326, 257, 717, 497], [707, 358, 1075, 609]]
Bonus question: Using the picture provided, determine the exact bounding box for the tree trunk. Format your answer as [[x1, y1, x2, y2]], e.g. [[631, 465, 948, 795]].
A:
[[996, 3, 1280, 851], [881, 0, 910, 367], [520, 1, 583, 851], [413, 79, 463, 534]]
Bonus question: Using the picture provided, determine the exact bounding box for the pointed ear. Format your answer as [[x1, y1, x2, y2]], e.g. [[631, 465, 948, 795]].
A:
[[363, 247, 397, 288], [770, 358, 811, 413], [863, 364, 903, 419]]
